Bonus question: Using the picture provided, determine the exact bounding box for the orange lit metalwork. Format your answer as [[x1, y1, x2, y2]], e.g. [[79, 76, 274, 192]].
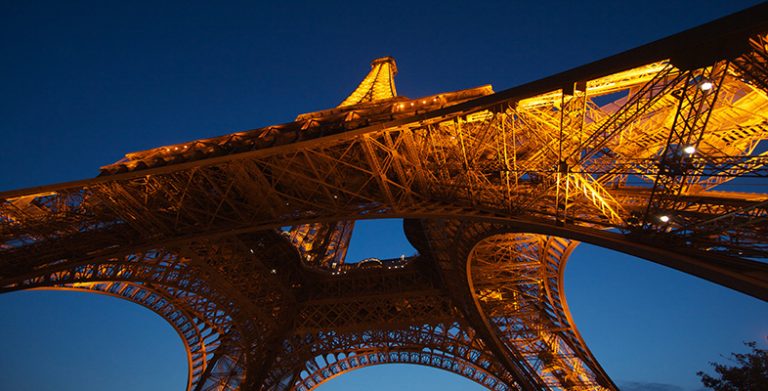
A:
[[2, 5, 768, 391]]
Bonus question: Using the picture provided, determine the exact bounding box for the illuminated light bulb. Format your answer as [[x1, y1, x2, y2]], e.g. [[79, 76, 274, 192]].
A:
[[659, 215, 670, 223], [410, 102, 414, 106], [421, 100, 426, 104], [270, 269, 277, 274], [683, 145, 696, 155], [699, 81, 714, 91]]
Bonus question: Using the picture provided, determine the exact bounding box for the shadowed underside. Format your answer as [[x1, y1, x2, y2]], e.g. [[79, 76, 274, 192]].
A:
[[2, 4, 768, 391]]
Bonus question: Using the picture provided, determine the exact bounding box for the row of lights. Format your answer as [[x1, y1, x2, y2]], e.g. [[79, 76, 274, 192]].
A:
[[386, 265, 407, 270], [397, 97, 439, 109], [164, 145, 189, 152]]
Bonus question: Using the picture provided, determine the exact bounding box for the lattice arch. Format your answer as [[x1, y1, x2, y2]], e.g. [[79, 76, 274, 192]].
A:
[[33, 283, 241, 391], [0, 234, 303, 391], [288, 323, 516, 391], [0, 254, 249, 391], [467, 233, 609, 390], [295, 349, 507, 391]]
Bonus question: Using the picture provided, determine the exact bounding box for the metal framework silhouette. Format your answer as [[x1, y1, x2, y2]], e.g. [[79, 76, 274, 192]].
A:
[[2, 5, 768, 391]]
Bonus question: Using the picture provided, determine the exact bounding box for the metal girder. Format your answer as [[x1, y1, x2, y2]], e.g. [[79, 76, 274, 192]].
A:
[[2, 5, 768, 391]]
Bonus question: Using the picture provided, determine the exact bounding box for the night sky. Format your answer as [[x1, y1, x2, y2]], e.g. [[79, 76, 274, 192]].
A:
[[1, 1, 767, 391]]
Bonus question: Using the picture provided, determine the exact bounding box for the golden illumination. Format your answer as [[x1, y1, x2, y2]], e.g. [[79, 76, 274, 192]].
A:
[[338, 57, 398, 107]]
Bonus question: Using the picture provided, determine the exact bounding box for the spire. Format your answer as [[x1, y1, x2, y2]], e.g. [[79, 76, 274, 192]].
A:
[[338, 57, 398, 107]]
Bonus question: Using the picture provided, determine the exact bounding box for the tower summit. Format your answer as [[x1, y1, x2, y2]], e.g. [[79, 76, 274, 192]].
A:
[[339, 56, 398, 106]]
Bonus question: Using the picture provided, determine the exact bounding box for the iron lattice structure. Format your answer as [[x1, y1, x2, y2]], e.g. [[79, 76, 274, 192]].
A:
[[3, 6, 768, 391]]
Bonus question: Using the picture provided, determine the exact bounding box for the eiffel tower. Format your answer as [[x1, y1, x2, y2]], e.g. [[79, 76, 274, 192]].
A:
[[2, 5, 768, 391]]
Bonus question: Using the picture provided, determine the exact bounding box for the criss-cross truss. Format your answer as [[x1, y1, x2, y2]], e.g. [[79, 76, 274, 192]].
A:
[[2, 6, 768, 391]]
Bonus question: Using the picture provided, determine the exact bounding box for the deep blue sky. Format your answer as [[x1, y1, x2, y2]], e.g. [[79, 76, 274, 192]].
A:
[[0, 1, 766, 390]]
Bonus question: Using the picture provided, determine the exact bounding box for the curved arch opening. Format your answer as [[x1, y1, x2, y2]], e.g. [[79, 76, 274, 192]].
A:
[[0, 289, 187, 391], [344, 218, 417, 263], [280, 218, 418, 272], [465, 230, 767, 391], [314, 363, 487, 391], [565, 242, 768, 390]]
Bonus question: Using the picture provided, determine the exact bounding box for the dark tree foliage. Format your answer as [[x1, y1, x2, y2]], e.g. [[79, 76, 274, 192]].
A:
[[697, 341, 768, 391]]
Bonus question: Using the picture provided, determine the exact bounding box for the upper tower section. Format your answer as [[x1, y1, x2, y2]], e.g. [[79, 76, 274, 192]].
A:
[[100, 56, 493, 176], [338, 57, 398, 107]]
